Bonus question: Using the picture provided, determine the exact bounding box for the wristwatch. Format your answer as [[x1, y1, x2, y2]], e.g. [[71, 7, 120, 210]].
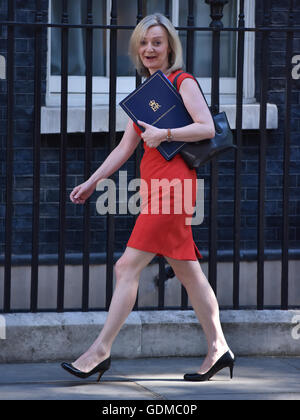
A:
[[166, 128, 173, 142]]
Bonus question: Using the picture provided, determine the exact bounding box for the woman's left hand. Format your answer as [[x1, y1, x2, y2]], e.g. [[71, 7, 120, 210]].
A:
[[137, 120, 166, 148]]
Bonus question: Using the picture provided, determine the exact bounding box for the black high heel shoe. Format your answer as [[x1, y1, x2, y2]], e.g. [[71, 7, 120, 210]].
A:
[[61, 356, 111, 382], [184, 350, 235, 382]]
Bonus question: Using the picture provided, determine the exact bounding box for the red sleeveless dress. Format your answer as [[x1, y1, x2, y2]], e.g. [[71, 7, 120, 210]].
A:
[[127, 70, 203, 261]]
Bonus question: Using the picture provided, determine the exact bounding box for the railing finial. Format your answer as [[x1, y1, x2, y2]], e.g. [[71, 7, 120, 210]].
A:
[[205, 0, 229, 28]]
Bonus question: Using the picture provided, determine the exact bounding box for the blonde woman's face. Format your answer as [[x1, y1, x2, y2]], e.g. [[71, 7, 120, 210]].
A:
[[138, 25, 171, 75]]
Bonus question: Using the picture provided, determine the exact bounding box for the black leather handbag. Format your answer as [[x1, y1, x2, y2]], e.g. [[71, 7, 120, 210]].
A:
[[172, 72, 237, 169]]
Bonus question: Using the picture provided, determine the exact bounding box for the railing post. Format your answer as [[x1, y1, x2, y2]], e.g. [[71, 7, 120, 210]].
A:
[[205, 0, 228, 115], [57, 0, 69, 312], [106, 0, 117, 310], [82, 0, 94, 312], [164, 0, 170, 19], [281, 0, 294, 309], [133, 0, 144, 311], [4, 0, 15, 313], [204, 0, 228, 295], [233, 0, 245, 310], [186, 1, 194, 76], [31, 0, 43, 312], [257, 0, 271, 310]]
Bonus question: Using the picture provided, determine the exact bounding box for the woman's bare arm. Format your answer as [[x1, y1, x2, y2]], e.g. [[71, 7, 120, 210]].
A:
[[174, 77, 215, 141], [138, 78, 215, 148], [88, 119, 140, 185], [70, 119, 140, 204]]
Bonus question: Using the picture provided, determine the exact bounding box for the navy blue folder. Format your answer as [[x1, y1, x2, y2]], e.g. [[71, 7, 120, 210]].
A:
[[119, 70, 193, 160]]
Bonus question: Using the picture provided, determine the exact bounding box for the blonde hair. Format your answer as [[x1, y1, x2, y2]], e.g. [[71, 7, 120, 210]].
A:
[[129, 13, 184, 77]]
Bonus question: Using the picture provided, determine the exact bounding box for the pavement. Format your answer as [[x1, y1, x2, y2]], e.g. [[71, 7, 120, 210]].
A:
[[0, 356, 300, 401]]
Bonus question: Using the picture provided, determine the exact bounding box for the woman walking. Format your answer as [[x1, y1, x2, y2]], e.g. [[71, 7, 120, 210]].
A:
[[61, 13, 234, 382]]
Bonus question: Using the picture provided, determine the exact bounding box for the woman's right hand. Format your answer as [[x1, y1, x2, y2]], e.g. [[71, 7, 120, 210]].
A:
[[70, 179, 97, 205]]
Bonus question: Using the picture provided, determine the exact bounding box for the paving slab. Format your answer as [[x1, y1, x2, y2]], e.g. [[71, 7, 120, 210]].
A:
[[113, 356, 300, 401], [0, 357, 299, 400]]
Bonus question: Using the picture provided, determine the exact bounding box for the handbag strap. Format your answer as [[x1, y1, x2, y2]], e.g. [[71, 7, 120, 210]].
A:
[[172, 71, 211, 112]]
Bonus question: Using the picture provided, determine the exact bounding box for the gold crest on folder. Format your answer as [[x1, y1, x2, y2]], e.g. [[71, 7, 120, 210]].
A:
[[149, 100, 161, 112]]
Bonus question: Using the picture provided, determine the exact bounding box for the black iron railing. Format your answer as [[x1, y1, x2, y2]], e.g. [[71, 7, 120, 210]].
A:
[[0, 0, 299, 313]]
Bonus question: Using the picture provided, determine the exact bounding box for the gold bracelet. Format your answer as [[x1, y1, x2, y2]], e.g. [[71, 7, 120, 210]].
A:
[[166, 128, 173, 142]]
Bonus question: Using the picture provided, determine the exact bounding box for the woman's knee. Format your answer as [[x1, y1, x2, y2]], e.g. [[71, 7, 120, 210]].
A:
[[115, 254, 140, 282], [115, 256, 129, 278], [165, 258, 203, 287], [115, 248, 155, 281]]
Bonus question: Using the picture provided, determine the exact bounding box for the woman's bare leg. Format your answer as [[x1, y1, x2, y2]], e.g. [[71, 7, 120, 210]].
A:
[[72, 247, 155, 372], [165, 256, 230, 374]]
